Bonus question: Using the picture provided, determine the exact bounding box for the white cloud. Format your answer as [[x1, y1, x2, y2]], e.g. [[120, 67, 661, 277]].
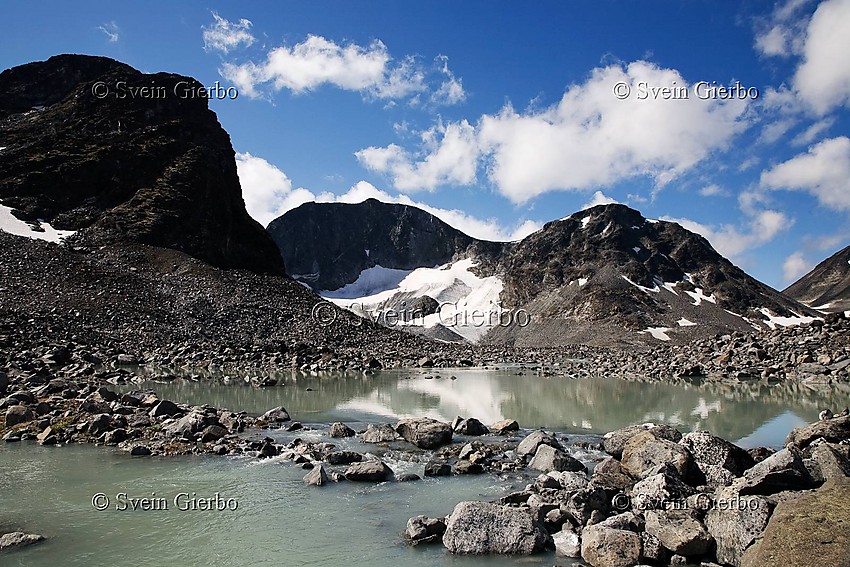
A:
[[753, 0, 811, 57], [760, 136, 850, 211], [432, 55, 466, 105], [236, 153, 539, 241], [357, 61, 750, 204], [661, 208, 793, 262], [793, 0, 850, 114], [356, 120, 478, 192], [235, 152, 322, 227], [758, 118, 796, 144], [203, 13, 255, 54], [98, 21, 119, 43], [791, 117, 834, 145], [217, 34, 464, 105], [699, 184, 729, 197], [581, 191, 619, 210], [782, 251, 813, 282]]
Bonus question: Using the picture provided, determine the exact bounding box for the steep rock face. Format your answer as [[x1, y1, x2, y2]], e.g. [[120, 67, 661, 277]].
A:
[[0, 54, 282, 274], [267, 199, 503, 290], [784, 244, 850, 314]]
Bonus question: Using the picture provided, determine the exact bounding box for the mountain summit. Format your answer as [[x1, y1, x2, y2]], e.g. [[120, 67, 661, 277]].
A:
[[0, 54, 282, 274], [269, 201, 817, 346]]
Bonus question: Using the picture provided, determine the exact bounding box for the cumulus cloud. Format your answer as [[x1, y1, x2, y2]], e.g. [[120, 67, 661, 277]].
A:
[[357, 61, 750, 204], [760, 136, 850, 211], [216, 31, 464, 105], [791, 117, 834, 145], [203, 13, 255, 54], [782, 251, 813, 282], [98, 21, 120, 43], [235, 152, 320, 226], [793, 0, 850, 114], [355, 120, 478, 192], [236, 153, 539, 241], [699, 184, 730, 197]]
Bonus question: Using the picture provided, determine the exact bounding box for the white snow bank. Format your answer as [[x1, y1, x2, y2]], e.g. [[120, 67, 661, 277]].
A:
[[323, 258, 505, 342], [0, 204, 76, 243], [640, 327, 671, 341], [758, 307, 819, 330], [676, 318, 696, 327], [684, 287, 716, 306]]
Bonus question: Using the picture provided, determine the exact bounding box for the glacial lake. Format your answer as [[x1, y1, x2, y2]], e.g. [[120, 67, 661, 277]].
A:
[[2, 368, 849, 566]]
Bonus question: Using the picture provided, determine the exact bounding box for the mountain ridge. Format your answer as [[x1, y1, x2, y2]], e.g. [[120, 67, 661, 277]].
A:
[[784, 244, 850, 314]]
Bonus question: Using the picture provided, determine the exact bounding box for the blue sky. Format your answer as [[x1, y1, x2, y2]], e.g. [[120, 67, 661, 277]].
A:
[[2, 0, 849, 289]]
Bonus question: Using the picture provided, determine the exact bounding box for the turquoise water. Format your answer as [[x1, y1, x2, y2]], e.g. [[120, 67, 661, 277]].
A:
[[2, 368, 847, 566]]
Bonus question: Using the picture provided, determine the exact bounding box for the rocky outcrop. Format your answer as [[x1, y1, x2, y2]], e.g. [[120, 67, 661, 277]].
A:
[[343, 460, 393, 482], [0, 54, 283, 274], [442, 501, 549, 555], [580, 524, 642, 567]]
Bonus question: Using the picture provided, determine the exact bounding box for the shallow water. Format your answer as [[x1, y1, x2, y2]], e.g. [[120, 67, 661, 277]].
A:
[[2, 368, 848, 566]]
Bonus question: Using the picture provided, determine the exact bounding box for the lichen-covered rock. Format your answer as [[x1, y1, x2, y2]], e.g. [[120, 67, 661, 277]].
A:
[[580, 524, 642, 567], [705, 488, 773, 566], [517, 430, 563, 458], [644, 509, 713, 556], [603, 423, 683, 458], [442, 501, 549, 555], [621, 431, 692, 479], [528, 444, 586, 473]]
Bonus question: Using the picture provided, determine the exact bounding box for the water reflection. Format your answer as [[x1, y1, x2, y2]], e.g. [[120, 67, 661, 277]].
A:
[[121, 368, 850, 448]]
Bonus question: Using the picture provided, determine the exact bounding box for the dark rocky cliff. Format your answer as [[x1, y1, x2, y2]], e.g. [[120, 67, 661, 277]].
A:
[[0, 54, 283, 274], [268, 198, 504, 290]]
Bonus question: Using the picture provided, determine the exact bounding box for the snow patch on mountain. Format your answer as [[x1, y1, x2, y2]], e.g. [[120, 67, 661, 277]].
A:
[[641, 327, 671, 341], [684, 287, 716, 306], [758, 308, 819, 330], [0, 203, 76, 243], [323, 258, 504, 342]]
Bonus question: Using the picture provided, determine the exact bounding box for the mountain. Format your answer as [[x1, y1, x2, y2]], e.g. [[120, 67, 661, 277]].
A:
[[784, 244, 850, 314], [0, 54, 282, 274], [269, 201, 819, 346], [268, 198, 503, 291]]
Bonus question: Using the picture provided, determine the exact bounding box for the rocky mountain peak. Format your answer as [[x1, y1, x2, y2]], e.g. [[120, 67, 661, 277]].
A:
[[784, 244, 850, 313], [0, 54, 283, 274]]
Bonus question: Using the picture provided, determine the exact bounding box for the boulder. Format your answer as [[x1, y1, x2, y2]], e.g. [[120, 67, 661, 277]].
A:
[[807, 442, 850, 482], [303, 465, 329, 486], [631, 472, 694, 511], [644, 510, 713, 556], [328, 422, 355, 438], [424, 461, 452, 477], [740, 478, 850, 567], [562, 486, 609, 526], [130, 445, 152, 456], [550, 470, 590, 492], [603, 423, 682, 458], [621, 431, 692, 479], [361, 423, 398, 443], [553, 526, 581, 557], [705, 488, 773, 566], [442, 501, 549, 555], [453, 460, 484, 475], [259, 406, 291, 423], [517, 430, 563, 458], [163, 412, 207, 439], [200, 425, 228, 443], [149, 400, 182, 418], [326, 451, 364, 465], [344, 460, 393, 482], [680, 431, 754, 476], [528, 444, 586, 473], [404, 515, 446, 545], [395, 418, 452, 449], [739, 447, 814, 495], [785, 415, 850, 449], [580, 524, 642, 567], [489, 419, 519, 435], [0, 532, 45, 551], [454, 418, 489, 436], [4, 405, 33, 427]]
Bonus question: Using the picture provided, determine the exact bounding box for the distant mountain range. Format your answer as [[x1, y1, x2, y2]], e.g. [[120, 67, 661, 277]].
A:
[[269, 201, 820, 347], [785, 245, 850, 315]]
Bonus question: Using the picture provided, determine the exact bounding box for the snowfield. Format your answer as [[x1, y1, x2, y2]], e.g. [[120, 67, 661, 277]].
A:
[[0, 203, 76, 243], [322, 258, 505, 342]]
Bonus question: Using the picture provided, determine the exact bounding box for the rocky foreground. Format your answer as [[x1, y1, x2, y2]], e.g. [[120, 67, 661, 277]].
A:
[[3, 351, 850, 565]]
